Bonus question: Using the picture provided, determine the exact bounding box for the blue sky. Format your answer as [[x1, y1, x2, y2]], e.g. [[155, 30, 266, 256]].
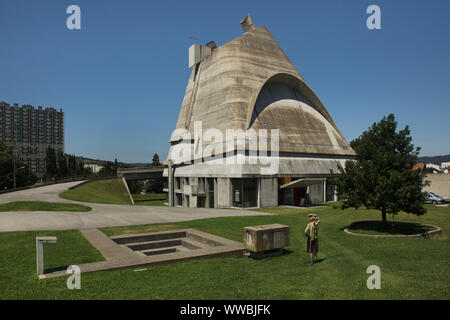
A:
[[1, 0, 449, 162]]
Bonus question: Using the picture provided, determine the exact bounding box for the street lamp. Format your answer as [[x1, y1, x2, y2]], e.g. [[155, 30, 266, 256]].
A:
[[12, 112, 16, 190], [13, 147, 15, 190]]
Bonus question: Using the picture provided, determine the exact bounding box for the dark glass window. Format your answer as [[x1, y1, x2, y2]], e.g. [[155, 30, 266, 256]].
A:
[[232, 178, 257, 208]]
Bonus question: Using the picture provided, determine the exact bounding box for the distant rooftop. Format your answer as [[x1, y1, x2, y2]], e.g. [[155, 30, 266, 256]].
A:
[[0, 101, 63, 112]]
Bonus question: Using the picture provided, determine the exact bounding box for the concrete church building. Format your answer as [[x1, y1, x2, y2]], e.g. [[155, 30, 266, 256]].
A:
[[164, 15, 355, 208]]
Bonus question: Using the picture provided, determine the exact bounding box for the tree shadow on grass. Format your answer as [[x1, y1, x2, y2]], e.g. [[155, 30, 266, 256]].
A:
[[345, 221, 434, 235]]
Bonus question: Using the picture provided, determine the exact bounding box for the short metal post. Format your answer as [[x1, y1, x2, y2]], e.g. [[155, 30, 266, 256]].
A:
[[168, 160, 174, 206]]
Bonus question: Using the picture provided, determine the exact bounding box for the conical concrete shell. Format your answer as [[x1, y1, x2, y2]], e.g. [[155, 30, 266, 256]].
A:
[[169, 25, 355, 165]]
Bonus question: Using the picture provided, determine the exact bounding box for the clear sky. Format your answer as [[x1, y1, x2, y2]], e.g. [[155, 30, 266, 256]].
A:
[[1, 0, 449, 163]]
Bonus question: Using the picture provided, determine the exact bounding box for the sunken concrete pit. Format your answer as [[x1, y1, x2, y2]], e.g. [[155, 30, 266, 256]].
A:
[[110, 229, 236, 257], [38, 228, 244, 279]]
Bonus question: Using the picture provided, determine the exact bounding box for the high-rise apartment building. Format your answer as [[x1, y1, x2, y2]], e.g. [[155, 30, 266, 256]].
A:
[[0, 101, 64, 178]]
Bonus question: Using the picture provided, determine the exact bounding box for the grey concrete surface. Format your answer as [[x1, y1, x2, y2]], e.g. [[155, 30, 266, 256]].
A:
[[423, 174, 450, 200], [41, 228, 244, 279], [0, 181, 273, 232], [117, 166, 163, 180]]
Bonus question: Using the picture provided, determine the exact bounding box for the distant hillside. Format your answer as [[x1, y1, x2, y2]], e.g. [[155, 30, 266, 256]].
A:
[[73, 156, 147, 168], [126, 163, 150, 167], [418, 154, 450, 165], [74, 156, 107, 165]]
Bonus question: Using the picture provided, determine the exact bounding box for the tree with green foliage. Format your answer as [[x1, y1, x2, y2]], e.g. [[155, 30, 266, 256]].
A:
[[77, 160, 87, 177], [57, 151, 69, 179], [68, 154, 77, 177], [45, 147, 58, 180], [333, 114, 427, 222], [14, 166, 38, 187], [146, 178, 164, 194], [127, 180, 144, 194], [98, 161, 117, 177], [151, 153, 161, 166], [0, 142, 37, 189]]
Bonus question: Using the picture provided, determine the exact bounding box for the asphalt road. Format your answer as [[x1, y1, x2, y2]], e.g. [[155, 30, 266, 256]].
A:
[[0, 181, 272, 232]]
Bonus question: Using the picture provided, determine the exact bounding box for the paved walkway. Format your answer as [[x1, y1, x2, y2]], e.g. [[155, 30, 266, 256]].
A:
[[0, 181, 273, 232]]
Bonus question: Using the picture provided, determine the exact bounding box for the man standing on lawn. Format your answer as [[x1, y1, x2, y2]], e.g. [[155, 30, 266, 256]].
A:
[[305, 213, 319, 264]]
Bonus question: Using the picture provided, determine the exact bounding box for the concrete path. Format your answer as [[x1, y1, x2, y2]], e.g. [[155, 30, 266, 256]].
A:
[[0, 181, 273, 232]]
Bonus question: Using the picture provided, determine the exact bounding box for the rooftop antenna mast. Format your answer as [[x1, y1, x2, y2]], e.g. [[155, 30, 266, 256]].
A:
[[189, 37, 202, 44]]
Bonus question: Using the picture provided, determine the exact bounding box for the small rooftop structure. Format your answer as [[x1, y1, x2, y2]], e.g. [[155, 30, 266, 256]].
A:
[[240, 14, 256, 32]]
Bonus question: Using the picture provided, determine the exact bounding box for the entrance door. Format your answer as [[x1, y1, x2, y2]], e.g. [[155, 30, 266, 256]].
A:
[[232, 179, 242, 207], [293, 187, 307, 206], [232, 178, 257, 208]]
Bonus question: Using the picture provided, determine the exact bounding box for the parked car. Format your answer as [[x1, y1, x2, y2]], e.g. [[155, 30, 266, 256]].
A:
[[424, 191, 445, 204]]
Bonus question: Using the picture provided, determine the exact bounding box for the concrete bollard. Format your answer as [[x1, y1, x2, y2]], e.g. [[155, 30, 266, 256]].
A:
[[244, 224, 289, 259], [36, 236, 57, 277]]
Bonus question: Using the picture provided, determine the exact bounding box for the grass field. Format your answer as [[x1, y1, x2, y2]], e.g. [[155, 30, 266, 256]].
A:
[[0, 229, 104, 299], [0, 203, 448, 299], [132, 193, 167, 206], [59, 179, 166, 206], [0, 201, 92, 212], [60, 179, 131, 204]]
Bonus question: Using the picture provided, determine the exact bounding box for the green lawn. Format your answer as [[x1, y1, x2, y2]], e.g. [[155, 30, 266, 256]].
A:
[[60, 179, 131, 204], [59, 179, 166, 206], [0, 204, 448, 299], [0, 229, 105, 299], [0, 201, 92, 212], [132, 193, 167, 207]]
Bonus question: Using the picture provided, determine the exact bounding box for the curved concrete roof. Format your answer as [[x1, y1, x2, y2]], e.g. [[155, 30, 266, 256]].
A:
[[169, 25, 354, 163], [246, 72, 338, 132]]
